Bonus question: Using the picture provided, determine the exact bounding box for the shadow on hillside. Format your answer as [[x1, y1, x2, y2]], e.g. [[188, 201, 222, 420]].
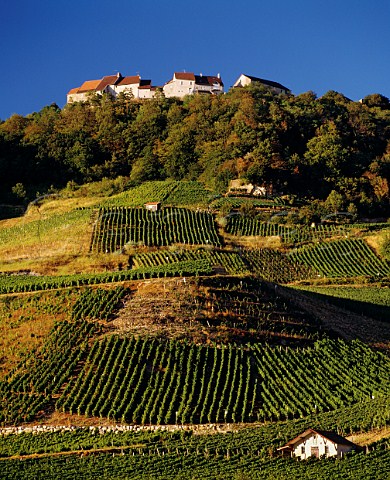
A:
[[296, 290, 389, 324]]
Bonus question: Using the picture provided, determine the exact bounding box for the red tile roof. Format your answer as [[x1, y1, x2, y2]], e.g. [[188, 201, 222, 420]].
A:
[[67, 87, 80, 95], [174, 72, 195, 81], [278, 429, 361, 450], [95, 75, 122, 91], [78, 80, 101, 93], [117, 75, 141, 86]]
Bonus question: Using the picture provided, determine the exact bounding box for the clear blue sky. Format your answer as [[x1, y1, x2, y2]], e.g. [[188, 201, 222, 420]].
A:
[[1, 0, 389, 120]]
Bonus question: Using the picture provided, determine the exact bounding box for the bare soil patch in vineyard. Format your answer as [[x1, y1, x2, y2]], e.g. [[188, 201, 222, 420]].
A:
[[109, 277, 320, 346], [109, 278, 219, 344], [277, 285, 390, 350], [222, 232, 282, 250]]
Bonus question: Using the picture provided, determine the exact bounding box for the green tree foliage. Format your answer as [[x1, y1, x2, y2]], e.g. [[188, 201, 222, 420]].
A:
[[0, 88, 389, 214]]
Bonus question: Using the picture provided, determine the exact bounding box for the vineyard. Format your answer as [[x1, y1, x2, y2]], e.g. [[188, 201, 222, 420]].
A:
[[225, 216, 350, 243], [132, 248, 249, 275], [1, 179, 389, 479], [102, 180, 217, 208], [289, 238, 390, 278], [56, 336, 389, 425], [241, 248, 316, 283], [1, 396, 388, 457], [293, 285, 390, 323], [210, 196, 286, 209], [0, 259, 212, 294], [1, 305, 388, 427], [0, 209, 91, 249], [107, 276, 325, 345], [90, 206, 222, 253], [1, 437, 389, 479], [193, 276, 323, 344]]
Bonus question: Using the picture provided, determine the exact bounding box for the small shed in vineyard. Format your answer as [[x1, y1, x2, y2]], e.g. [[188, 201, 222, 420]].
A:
[[144, 202, 161, 212], [277, 428, 362, 459]]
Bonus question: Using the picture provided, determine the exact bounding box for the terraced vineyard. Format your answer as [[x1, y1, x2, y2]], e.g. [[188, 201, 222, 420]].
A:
[[1, 437, 389, 480], [0, 209, 91, 248], [132, 248, 249, 275], [2, 296, 388, 427], [210, 196, 286, 209], [102, 180, 216, 208], [90, 207, 222, 253], [293, 285, 390, 323], [225, 216, 348, 243], [57, 336, 389, 424], [0, 320, 99, 424], [241, 248, 315, 283], [193, 276, 322, 343], [289, 238, 390, 278], [0, 260, 212, 294]]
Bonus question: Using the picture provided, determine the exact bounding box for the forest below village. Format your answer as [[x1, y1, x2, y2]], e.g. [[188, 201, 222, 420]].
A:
[[0, 86, 389, 216]]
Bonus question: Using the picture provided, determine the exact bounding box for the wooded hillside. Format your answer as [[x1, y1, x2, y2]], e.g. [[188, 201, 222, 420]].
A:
[[1, 87, 389, 215]]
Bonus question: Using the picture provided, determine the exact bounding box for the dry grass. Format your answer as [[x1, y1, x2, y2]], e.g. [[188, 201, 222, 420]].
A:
[[347, 426, 390, 446], [365, 233, 384, 255], [32, 197, 101, 216], [0, 291, 79, 378], [223, 232, 283, 249], [33, 411, 120, 427]]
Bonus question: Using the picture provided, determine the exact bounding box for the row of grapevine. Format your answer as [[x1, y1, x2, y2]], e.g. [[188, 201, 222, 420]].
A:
[[241, 248, 316, 283], [195, 276, 322, 343], [225, 216, 349, 243], [71, 287, 127, 321], [289, 238, 390, 278], [210, 197, 286, 209], [0, 395, 388, 457], [0, 259, 213, 294], [101, 180, 178, 208], [90, 206, 222, 253], [132, 248, 249, 275], [59, 337, 389, 425], [0, 320, 98, 424], [102, 181, 216, 208], [1, 438, 388, 479]]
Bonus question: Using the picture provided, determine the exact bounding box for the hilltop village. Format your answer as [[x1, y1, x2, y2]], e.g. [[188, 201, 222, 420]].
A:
[[67, 72, 291, 102]]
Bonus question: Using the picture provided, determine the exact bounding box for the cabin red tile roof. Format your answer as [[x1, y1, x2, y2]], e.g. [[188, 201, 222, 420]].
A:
[[174, 72, 195, 81], [278, 429, 361, 451], [67, 87, 80, 95], [95, 75, 122, 91], [117, 75, 141, 86], [78, 80, 101, 93]]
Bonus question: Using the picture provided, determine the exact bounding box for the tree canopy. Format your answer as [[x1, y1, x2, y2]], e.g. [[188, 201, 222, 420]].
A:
[[0, 87, 389, 214]]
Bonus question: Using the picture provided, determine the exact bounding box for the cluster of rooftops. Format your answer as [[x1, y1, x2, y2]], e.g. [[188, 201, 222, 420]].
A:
[[67, 72, 291, 103]]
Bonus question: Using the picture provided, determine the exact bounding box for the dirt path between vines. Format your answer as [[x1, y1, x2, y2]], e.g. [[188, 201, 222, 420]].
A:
[[0, 444, 145, 462], [276, 284, 390, 349]]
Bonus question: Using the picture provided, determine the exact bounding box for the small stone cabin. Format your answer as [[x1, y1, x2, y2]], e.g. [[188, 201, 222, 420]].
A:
[[144, 202, 161, 212], [277, 428, 362, 459]]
